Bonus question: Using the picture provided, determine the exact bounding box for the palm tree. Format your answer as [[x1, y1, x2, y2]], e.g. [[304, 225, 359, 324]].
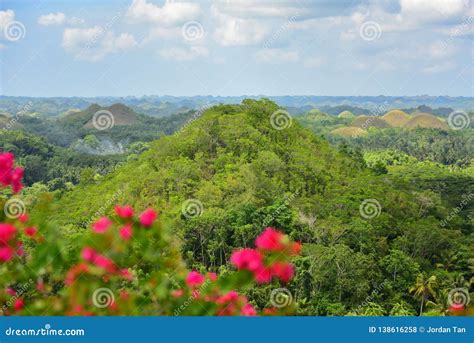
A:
[[409, 273, 437, 315], [426, 289, 450, 315]]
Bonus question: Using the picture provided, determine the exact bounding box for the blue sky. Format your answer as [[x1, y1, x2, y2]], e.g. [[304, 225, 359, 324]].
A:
[[0, 0, 473, 97]]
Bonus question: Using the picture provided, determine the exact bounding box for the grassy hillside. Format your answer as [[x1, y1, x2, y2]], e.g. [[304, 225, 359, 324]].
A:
[[382, 110, 411, 127], [329, 127, 368, 137], [404, 113, 449, 130], [352, 115, 391, 129]]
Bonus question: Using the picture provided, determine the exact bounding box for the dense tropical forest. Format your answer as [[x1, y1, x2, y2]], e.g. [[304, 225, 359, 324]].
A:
[[0, 98, 472, 316]]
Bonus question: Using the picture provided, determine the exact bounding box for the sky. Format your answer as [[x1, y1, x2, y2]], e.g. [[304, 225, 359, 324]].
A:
[[0, 0, 473, 97]]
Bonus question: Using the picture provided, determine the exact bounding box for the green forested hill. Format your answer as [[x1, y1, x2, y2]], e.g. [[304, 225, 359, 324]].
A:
[[45, 99, 472, 315]]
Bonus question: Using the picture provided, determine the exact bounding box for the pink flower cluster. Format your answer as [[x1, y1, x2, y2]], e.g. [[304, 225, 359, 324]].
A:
[[66, 205, 158, 286], [176, 270, 258, 316], [0, 153, 23, 193], [90, 206, 159, 240], [0, 214, 37, 263], [231, 228, 301, 283]]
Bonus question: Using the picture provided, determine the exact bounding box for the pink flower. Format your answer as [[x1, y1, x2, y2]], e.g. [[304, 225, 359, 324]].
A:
[[242, 303, 257, 316], [255, 227, 285, 251], [254, 266, 272, 283], [186, 271, 205, 287], [14, 298, 24, 311], [24, 227, 37, 237], [0, 246, 14, 262], [449, 303, 464, 313], [18, 214, 29, 223], [171, 289, 184, 298], [6, 287, 16, 296], [119, 224, 133, 240], [81, 247, 96, 262], [207, 272, 218, 281], [0, 153, 23, 193], [290, 242, 302, 255], [120, 268, 133, 280], [271, 262, 294, 283], [92, 217, 112, 233], [11, 168, 24, 193], [230, 248, 263, 272], [139, 208, 157, 227], [93, 254, 116, 272], [216, 291, 239, 304], [0, 224, 16, 244], [114, 205, 134, 219]]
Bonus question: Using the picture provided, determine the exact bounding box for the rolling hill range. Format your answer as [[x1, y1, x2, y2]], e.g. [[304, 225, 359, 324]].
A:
[[13, 104, 198, 153], [41, 99, 471, 315]]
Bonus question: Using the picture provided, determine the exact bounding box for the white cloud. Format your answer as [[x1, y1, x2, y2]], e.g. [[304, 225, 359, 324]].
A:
[[212, 0, 303, 19], [159, 46, 209, 61], [38, 12, 84, 26], [214, 17, 269, 46], [62, 26, 137, 62], [212, 5, 270, 46], [0, 9, 15, 40], [0, 9, 15, 28], [212, 0, 365, 20], [255, 48, 299, 63], [38, 12, 66, 26], [400, 0, 468, 22], [127, 0, 200, 26]]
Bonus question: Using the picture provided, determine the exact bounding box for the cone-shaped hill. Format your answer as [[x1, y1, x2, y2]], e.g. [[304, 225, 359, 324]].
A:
[[60, 103, 140, 129], [50, 99, 450, 268], [382, 110, 411, 127], [337, 111, 355, 119], [351, 115, 391, 129], [329, 127, 368, 137], [404, 113, 450, 130]]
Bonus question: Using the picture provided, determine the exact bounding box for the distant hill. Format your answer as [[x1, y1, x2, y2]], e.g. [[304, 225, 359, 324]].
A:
[[352, 115, 391, 129], [337, 111, 355, 119], [61, 103, 140, 129], [1, 95, 472, 118], [404, 113, 449, 130], [329, 127, 367, 137], [382, 110, 411, 127], [17, 103, 198, 152]]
